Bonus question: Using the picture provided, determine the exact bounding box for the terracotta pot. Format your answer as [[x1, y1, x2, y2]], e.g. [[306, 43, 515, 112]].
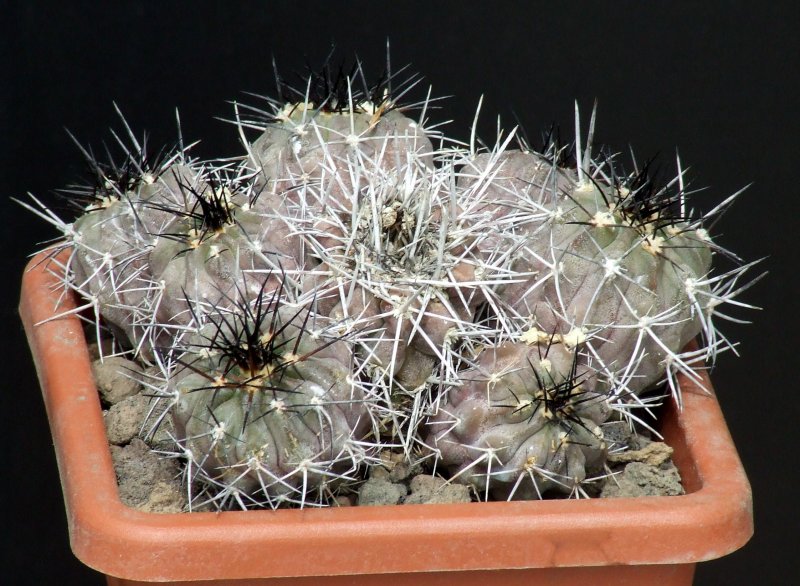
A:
[[20, 252, 753, 585]]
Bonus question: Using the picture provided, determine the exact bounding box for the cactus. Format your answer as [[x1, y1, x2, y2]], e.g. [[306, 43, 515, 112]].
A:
[[167, 283, 371, 508], [240, 61, 435, 206], [455, 107, 747, 401], [17, 113, 204, 356], [147, 166, 305, 335], [457, 147, 710, 396], [424, 106, 761, 497], [427, 341, 610, 500], [22, 57, 761, 508]]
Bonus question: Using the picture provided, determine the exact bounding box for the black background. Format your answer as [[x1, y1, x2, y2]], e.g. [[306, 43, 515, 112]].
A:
[[2, 2, 798, 584]]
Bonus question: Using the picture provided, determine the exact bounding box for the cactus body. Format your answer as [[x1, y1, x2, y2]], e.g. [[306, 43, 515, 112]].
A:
[[147, 172, 305, 332], [247, 102, 434, 207], [171, 301, 370, 507], [22, 62, 759, 509], [458, 149, 713, 395], [428, 341, 610, 499], [69, 163, 200, 351]]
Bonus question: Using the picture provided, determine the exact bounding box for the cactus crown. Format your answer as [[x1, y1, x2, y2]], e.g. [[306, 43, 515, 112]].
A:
[[271, 50, 420, 118], [187, 284, 294, 376], [523, 350, 594, 423], [61, 113, 181, 214], [164, 176, 239, 243]]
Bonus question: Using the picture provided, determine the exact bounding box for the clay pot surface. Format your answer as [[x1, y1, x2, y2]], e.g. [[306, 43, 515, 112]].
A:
[[20, 252, 753, 585]]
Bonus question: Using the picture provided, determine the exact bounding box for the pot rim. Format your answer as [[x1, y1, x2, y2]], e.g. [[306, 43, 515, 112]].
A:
[[20, 251, 753, 582]]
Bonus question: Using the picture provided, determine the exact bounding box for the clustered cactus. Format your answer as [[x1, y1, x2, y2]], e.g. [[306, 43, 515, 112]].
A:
[[23, 57, 760, 509]]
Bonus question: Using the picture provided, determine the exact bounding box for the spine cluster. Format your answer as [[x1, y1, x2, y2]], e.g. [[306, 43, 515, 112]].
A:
[[23, 59, 761, 509]]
